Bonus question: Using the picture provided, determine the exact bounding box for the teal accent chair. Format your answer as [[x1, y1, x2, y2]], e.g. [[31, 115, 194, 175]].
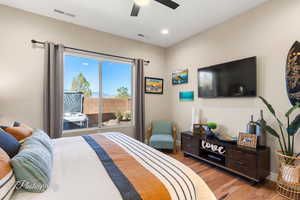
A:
[[147, 121, 177, 153]]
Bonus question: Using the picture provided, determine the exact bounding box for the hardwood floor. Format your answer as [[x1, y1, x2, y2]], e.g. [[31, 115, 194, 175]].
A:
[[168, 151, 287, 200]]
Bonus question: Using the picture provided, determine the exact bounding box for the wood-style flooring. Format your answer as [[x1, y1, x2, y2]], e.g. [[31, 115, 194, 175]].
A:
[[168, 151, 287, 200]]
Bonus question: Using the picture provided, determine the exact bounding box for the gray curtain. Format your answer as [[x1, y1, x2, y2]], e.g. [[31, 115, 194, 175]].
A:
[[43, 43, 64, 138], [134, 59, 145, 142]]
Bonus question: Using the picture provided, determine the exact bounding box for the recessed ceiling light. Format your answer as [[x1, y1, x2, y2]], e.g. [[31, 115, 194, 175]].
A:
[[134, 0, 151, 7], [82, 63, 89, 66], [161, 29, 169, 35]]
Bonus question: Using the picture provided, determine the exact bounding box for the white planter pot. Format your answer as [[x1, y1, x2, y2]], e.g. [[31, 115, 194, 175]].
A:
[[282, 164, 300, 184]]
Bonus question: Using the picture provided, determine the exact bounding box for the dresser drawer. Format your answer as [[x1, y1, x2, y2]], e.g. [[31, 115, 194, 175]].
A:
[[228, 159, 257, 178], [227, 149, 257, 178], [228, 149, 256, 163], [181, 133, 199, 155]]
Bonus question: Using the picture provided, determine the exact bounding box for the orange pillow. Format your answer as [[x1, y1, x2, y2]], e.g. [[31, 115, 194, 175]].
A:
[[12, 122, 33, 132], [4, 127, 32, 141]]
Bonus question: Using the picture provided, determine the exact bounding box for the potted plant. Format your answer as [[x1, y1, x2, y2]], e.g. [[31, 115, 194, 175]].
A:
[[257, 96, 300, 184], [114, 111, 123, 123], [205, 122, 218, 137]]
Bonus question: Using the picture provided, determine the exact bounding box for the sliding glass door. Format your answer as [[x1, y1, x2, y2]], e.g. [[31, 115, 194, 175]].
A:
[[63, 54, 133, 131], [101, 61, 132, 127]]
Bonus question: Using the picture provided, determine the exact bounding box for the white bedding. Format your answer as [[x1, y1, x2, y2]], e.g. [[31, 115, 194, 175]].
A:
[[11, 132, 216, 200]]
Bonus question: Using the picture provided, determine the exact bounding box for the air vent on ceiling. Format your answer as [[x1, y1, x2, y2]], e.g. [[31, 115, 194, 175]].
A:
[[137, 34, 145, 38], [54, 9, 76, 18]]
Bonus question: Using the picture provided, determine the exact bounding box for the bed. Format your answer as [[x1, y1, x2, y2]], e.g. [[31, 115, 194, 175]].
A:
[[11, 132, 216, 200]]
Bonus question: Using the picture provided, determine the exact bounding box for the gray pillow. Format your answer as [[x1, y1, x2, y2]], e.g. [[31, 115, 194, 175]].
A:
[[11, 129, 53, 193]]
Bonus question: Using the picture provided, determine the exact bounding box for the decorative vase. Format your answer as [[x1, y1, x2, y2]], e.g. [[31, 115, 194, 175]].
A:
[[282, 164, 300, 184], [256, 110, 267, 147], [205, 129, 214, 137], [190, 107, 200, 131], [246, 115, 256, 134]]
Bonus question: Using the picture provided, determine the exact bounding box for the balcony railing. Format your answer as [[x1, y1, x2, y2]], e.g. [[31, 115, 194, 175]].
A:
[[84, 97, 132, 128], [63, 93, 132, 130]]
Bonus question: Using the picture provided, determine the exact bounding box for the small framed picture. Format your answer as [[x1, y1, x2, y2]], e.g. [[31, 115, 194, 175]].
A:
[[145, 77, 164, 94], [172, 69, 188, 85], [193, 124, 206, 135], [179, 91, 194, 101], [238, 133, 257, 148]]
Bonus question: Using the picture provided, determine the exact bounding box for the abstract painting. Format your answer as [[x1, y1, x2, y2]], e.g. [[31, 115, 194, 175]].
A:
[[172, 69, 188, 85], [145, 77, 164, 94]]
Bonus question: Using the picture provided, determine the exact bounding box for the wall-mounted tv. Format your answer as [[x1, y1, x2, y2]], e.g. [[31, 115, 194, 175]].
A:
[[198, 57, 257, 98]]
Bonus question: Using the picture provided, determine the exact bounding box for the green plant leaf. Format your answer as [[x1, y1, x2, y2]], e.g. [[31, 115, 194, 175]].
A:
[[259, 96, 283, 127], [259, 96, 276, 115], [285, 103, 300, 117], [256, 122, 280, 138], [265, 125, 280, 138], [289, 114, 300, 135], [255, 121, 265, 129], [207, 122, 217, 129]]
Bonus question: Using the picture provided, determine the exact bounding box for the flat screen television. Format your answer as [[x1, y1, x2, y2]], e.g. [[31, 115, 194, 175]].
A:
[[198, 57, 257, 98]]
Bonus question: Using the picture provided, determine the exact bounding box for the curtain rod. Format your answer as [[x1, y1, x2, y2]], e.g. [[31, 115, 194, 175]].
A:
[[31, 40, 150, 64]]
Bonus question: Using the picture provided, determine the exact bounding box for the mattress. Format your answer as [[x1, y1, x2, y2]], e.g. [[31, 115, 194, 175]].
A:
[[11, 132, 216, 200]]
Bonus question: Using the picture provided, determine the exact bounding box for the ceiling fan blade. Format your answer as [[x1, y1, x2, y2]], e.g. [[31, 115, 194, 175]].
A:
[[154, 0, 179, 9], [130, 3, 140, 17]]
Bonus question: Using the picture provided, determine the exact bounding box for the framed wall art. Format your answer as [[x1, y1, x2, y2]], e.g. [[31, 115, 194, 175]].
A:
[[172, 69, 188, 85], [179, 91, 194, 101], [145, 77, 164, 94]]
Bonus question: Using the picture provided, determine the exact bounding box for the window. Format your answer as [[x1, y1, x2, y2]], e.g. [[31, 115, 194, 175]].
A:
[[63, 54, 133, 131], [101, 61, 133, 127]]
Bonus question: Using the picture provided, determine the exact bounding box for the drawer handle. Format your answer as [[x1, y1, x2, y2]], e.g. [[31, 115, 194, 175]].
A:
[[233, 150, 243, 154], [235, 160, 244, 165]]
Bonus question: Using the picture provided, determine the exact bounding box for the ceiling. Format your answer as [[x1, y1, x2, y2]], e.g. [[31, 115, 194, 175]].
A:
[[0, 0, 269, 47]]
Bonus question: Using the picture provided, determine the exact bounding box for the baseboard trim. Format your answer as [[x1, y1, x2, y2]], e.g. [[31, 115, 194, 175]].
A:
[[267, 172, 277, 182]]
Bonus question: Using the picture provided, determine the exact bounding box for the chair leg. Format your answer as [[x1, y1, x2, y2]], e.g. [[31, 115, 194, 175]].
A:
[[173, 145, 177, 154]]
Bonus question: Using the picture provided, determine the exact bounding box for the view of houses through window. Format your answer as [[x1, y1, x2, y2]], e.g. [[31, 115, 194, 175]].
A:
[[63, 54, 132, 131]]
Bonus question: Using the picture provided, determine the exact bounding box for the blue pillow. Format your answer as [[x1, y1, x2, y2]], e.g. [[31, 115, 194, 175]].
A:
[[11, 129, 53, 193], [0, 128, 20, 158]]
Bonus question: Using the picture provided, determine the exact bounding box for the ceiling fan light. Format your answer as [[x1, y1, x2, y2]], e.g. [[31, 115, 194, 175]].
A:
[[134, 0, 151, 7]]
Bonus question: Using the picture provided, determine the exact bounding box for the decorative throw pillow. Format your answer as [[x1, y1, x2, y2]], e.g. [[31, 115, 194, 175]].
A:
[[12, 121, 34, 132], [0, 121, 33, 142], [0, 128, 20, 158], [3, 127, 32, 141], [0, 148, 16, 200], [0, 125, 9, 129], [11, 129, 53, 193], [29, 129, 53, 154]]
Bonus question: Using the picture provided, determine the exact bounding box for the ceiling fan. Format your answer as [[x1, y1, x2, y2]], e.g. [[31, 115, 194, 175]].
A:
[[131, 0, 180, 17]]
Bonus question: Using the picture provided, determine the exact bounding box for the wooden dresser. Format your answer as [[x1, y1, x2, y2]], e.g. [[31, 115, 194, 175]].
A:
[[181, 131, 270, 183]]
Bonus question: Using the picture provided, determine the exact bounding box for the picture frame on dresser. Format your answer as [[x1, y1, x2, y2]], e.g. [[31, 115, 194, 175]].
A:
[[238, 133, 258, 149]]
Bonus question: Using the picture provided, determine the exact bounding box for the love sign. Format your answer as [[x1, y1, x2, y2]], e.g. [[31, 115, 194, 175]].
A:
[[201, 140, 226, 155]]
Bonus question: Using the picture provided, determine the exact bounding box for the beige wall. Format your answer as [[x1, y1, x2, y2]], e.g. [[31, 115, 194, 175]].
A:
[[166, 0, 300, 173], [0, 5, 171, 137]]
